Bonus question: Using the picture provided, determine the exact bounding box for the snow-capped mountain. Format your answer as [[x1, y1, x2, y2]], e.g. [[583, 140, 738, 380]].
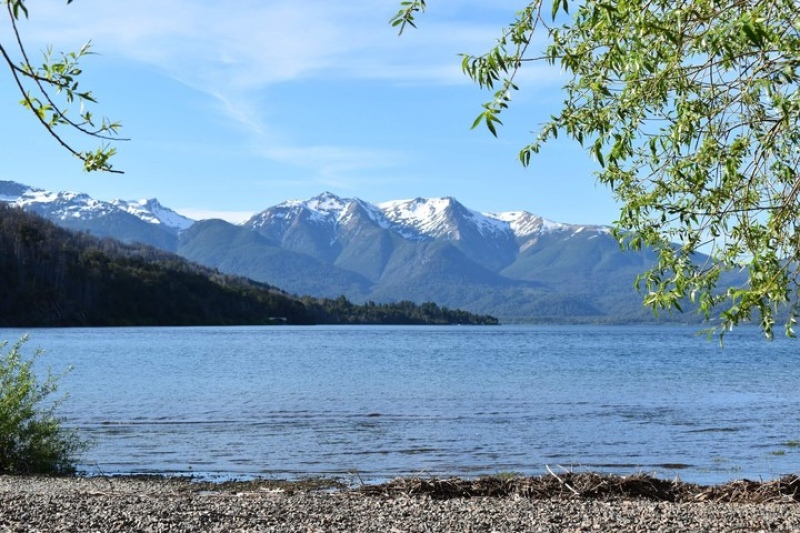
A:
[[242, 192, 610, 273], [0, 180, 193, 251], [0, 181, 660, 321], [1, 182, 115, 220], [0, 181, 192, 232], [247, 192, 606, 242], [380, 196, 509, 240], [110, 198, 194, 231]]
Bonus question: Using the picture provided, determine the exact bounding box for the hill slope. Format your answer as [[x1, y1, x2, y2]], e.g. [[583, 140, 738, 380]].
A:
[[0, 205, 496, 327], [0, 204, 312, 326]]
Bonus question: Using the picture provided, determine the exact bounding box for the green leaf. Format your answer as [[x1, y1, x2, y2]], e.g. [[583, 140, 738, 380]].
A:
[[486, 116, 499, 137], [470, 113, 484, 131], [519, 148, 532, 167], [12, 1, 29, 19]]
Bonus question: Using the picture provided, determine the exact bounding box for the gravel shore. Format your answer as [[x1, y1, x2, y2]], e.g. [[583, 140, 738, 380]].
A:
[[1, 476, 799, 532]]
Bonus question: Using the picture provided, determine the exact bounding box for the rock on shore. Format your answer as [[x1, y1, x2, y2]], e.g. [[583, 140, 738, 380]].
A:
[[1, 476, 799, 532]]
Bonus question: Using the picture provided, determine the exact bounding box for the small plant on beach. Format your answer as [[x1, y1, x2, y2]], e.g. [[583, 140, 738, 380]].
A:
[[494, 471, 522, 482], [0, 336, 85, 475]]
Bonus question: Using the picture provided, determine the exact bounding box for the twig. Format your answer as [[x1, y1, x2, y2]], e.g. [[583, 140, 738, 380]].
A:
[[546, 465, 579, 496]]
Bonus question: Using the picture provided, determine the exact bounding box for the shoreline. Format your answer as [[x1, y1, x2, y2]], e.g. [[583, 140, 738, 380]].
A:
[[4, 471, 800, 502], [2, 474, 799, 532]]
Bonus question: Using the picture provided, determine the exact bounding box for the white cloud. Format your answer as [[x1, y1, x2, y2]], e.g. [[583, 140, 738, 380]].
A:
[[24, 1, 348, 85], [258, 143, 406, 185], [17, 1, 474, 143], [15, 0, 559, 178], [22, 0, 525, 88]]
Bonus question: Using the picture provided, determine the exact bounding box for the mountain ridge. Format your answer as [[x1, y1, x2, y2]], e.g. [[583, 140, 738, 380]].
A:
[[0, 203, 497, 327], [247, 191, 609, 242], [1, 180, 670, 323]]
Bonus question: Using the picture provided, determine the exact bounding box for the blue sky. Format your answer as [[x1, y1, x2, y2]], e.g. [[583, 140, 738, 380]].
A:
[[1, 0, 619, 224]]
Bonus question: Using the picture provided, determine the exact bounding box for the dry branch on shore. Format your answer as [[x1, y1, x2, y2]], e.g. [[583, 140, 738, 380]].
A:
[[3, 472, 799, 504], [356, 472, 800, 504]]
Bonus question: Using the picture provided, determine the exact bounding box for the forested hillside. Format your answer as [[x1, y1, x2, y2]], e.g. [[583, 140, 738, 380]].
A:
[[0, 204, 312, 326], [0, 205, 496, 327]]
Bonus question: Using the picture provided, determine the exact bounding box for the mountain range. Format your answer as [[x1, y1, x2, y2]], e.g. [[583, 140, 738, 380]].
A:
[[1, 180, 666, 322], [0, 202, 497, 327]]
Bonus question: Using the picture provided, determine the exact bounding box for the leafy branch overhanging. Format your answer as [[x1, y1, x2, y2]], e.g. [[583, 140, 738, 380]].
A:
[[1, 0, 125, 172], [392, 0, 800, 339]]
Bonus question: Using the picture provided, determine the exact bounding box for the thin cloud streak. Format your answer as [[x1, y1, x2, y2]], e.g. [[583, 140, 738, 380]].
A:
[[259, 144, 407, 180], [16, 0, 563, 185], [22, 1, 537, 89]]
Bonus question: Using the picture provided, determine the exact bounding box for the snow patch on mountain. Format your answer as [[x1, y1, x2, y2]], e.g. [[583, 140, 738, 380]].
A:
[[5, 186, 114, 220], [267, 192, 351, 225], [490, 211, 563, 237], [255, 193, 399, 235], [112, 199, 194, 230], [335, 198, 386, 229], [490, 210, 610, 238], [303, 192, 349, 216], [379, 197, 455, 238], [0, 180, 194, 232], [467, 209, 509, 237], [378, 196, 511, 240], [380, 197, 566, 241]]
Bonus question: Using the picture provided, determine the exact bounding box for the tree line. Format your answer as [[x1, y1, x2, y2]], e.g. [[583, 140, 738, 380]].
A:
[[304, 296, 498, 325]]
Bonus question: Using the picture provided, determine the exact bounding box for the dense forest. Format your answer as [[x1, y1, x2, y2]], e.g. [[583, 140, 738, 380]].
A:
[[0, 205, 497, 326]]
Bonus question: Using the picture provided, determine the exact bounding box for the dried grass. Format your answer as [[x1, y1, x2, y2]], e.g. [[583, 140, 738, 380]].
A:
[[355, 472, 800, 504]]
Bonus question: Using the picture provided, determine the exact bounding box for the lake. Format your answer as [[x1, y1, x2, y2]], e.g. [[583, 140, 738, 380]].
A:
[[2, 324, 798, 486]]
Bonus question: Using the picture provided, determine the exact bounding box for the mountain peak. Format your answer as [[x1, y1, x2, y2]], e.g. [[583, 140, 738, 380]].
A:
[[0, 180, 194, 232], [111, 198, 194, 231], [270, 192, 352, 225], [378, 196, 506, 239], [304, 192, 350, 215]]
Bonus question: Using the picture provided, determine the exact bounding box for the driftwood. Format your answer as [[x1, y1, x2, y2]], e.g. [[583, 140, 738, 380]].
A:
[[356, 472, 800, 504]]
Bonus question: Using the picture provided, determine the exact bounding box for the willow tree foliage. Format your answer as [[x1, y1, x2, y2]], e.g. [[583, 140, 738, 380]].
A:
[[393, 0, 800, 338], [1, 0, 123, 172]]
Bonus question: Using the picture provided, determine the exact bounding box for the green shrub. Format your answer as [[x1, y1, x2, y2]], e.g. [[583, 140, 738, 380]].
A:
[[0, 336, 86, 475]]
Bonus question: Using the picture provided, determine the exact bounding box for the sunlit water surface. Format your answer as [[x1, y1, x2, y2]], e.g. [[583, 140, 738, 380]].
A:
[[4, 324, 799, 485]]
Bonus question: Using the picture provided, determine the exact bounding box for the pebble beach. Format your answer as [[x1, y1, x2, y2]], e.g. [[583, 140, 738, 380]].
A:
[[2, 476, 800, 532]]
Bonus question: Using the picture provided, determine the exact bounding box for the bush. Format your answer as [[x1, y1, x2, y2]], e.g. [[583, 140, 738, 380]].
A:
[[0, 336, 86, 475]]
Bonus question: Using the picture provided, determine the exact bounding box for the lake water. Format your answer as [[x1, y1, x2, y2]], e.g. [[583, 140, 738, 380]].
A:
[[2, 325, 798, 486]]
